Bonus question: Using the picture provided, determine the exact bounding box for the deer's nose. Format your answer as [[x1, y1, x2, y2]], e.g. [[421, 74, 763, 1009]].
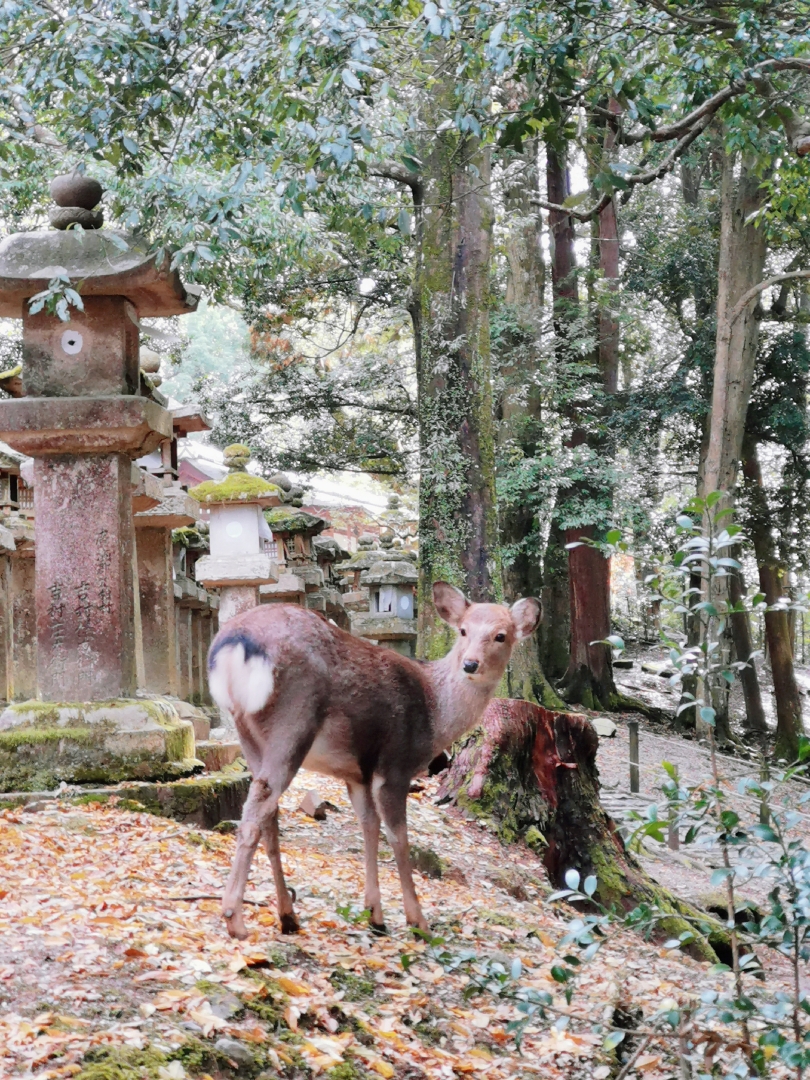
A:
[[463, 660, 479, 674]]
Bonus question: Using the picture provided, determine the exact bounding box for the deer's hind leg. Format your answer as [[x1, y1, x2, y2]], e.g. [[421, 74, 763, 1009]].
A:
[[346, 781, 385, 931], [222, 714, 313, 940]]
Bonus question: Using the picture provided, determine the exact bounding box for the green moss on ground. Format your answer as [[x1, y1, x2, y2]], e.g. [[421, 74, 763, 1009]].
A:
[[409, 844, 446, 879], [189, 474, 280, 504], [328, 968, 376, 1002]]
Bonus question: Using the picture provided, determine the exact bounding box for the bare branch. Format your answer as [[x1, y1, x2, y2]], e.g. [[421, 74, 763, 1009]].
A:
[[370, 162, 423, 193]]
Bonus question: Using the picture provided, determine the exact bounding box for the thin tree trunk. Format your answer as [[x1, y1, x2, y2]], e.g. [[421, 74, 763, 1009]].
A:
[[700, 152, 768, 742], [414, 81, 498, 658], [742, 440, 805, 760], [728, 564, 768, 736], [546, 135, 618, 709]]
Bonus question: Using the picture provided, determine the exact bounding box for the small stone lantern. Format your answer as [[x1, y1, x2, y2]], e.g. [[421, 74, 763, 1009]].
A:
[[261, 506, 326, 603], [191, 444, 281, 623], [349, 534, 418, 656]]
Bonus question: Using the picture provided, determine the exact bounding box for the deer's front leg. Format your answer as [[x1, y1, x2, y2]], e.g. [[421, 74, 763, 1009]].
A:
[[347, 781, 385, 931], [373, 779, 428, 933], [261, 809, 299, 934]]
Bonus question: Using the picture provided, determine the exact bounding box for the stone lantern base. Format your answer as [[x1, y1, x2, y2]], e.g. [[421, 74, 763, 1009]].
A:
[[0, 697, 201, 792]]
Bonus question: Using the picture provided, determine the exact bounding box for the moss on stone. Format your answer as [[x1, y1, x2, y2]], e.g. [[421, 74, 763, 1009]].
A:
[[74, 1035, 258, 1080], [0, 725, 97, 749], [188, 473, 280, 504], [0, 698, 197, 792], [409, 843, 446, 879], [265, 507, 327, 534]]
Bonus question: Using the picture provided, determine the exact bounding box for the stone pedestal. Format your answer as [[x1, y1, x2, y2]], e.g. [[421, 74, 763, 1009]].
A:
[[10, 551, 36, 701], [219, 585, 259, 625], [34, 454, 137, 700], [136, 527, 177, 695]]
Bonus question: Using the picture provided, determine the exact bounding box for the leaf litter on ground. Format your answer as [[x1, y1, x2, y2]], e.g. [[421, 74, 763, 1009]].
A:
[[0, 771, 791, 1079]]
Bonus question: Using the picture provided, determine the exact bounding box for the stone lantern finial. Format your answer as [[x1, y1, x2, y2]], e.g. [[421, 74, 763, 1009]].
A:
[[223, 443, 251, 473], [49, 171, 104, 231]]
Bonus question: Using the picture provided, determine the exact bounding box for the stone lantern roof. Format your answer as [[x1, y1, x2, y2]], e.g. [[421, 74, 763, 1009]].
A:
[[360, 559, 418, 587], [0, 230, 197, 319], [188, 444, 281, 508], [264, 506, 328, 537]]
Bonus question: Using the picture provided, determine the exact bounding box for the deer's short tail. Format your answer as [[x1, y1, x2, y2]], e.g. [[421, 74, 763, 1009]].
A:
[[208, 632, 275, 715]]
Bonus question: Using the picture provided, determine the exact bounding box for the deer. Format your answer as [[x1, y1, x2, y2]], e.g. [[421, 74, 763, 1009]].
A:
[[207, 582, 541, 940]]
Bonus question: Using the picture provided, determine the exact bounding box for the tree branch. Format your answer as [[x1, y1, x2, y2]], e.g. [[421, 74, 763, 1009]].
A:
[[729, 270, 810, 329], [370, 162, 423, 194]]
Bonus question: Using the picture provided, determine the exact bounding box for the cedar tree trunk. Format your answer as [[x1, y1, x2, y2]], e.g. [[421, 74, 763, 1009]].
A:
[[499, 144, 564, 709], [414, 81, 498, 658], [438, 698, 727, 962]]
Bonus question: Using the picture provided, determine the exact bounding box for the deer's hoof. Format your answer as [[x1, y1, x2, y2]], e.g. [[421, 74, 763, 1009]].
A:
[[280, 912, 300, 934], [224, 911, 249, 939], [370, 921, 388, 936]]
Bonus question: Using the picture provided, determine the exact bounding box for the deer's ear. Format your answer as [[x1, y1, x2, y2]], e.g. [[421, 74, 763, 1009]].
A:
[[511, 597, 541, 640], [433, 582, 470, 627]]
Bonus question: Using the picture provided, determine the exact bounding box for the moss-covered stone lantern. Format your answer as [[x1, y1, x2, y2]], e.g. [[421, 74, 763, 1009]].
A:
[[191, 444, 281, 623]]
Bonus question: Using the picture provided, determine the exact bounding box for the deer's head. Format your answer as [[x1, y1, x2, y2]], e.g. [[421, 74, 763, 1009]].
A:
[[433, 582, 541, 687]]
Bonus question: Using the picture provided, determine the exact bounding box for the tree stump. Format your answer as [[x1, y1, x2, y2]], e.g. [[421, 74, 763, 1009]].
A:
[[437, 698, 728, 963]]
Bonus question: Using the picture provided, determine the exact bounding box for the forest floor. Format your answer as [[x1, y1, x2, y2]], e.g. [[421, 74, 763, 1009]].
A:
[[1, 650, 807, 1080], [0, 756, 800, 1080]]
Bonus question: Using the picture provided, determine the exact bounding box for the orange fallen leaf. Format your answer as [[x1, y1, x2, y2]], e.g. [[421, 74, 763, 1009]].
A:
[[277, 975, 312, 996]]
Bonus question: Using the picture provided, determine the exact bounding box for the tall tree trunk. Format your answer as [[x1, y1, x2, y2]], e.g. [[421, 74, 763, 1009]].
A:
[[414, 89, 498, 658], [742, 439, 805, 761], [499, 145, 564, 709], [700, 152, 768, 742], [546, 130, 618, 710]]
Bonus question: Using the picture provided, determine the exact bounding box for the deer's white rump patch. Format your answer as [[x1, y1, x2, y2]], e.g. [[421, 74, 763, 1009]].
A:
[[209, 643, 275, 715]]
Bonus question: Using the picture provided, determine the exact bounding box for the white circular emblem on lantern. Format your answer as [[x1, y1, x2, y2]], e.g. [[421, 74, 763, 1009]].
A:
[[60, 329, 84, 355], [226, 521, 244, 538]]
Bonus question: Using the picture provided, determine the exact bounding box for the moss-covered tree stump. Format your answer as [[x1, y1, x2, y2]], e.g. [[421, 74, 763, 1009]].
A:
[[437, 698, 728, 963]]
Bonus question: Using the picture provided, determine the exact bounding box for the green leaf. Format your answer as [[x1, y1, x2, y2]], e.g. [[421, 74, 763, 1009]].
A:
[[564, 868, 580, 891], [342, 68, 362, 91], [603, 1031, 625, 1050], [700, 706, 716, 727], [397, 208, 412, 236], [583, 875, 597, 897]]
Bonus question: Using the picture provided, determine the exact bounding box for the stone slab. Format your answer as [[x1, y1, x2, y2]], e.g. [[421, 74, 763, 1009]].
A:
[[196, 553, 279, 587], [590, 716, 618, 738], [0, 230, 196, 319], [0, 697, 200, 792], [131, 465, 163, 511], [134, 485, 199, 529], [0, 766, 250, 830], [259, 572, 305, 602], [0, 396, 172, 457], [196, 740, 242, 772]]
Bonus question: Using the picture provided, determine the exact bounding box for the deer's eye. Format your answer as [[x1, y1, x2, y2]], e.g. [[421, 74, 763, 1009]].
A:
[[494, 633, 506, 643], [459, 628, 467, 637]]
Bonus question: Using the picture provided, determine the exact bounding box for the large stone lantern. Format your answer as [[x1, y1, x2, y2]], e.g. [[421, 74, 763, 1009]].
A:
[[191, 444, 281, 624], [0, 175, 201, 791], [0, 174, 194, 702]]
